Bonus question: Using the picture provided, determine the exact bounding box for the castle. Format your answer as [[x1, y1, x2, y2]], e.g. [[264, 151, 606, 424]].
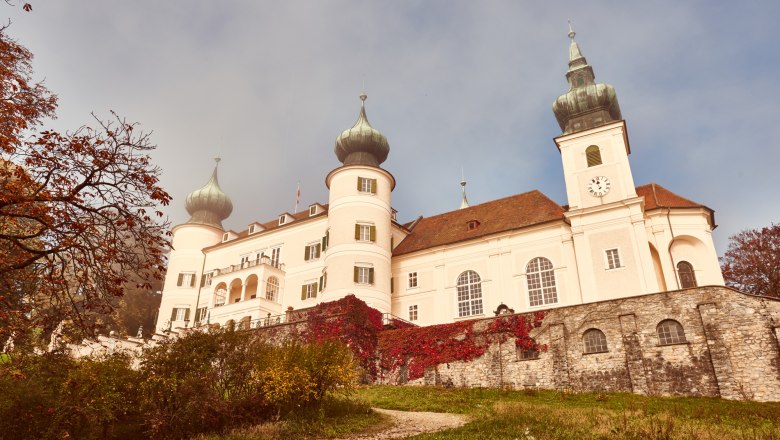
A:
[[155, 28, 724, 334]]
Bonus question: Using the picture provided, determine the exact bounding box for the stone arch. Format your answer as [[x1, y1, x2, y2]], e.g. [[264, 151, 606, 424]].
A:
[[238, 315, 251, 330], [228, 278, 242, 303], [648, 242, 667, 292], [245, 274, 259, 299]]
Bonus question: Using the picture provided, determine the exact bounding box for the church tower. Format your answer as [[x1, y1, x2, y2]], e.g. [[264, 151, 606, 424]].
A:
[[324, 94, 395, 313], [156, 158, 233, 332], [552, 26, 659, 301]]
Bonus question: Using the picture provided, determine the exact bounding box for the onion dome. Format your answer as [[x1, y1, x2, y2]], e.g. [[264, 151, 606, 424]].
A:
[[334, 93, 390, 167], [184, 157, 233, 229], [552, 23, 622, 134]]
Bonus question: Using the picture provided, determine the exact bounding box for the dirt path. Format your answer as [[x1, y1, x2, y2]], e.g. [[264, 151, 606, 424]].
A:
[[342, 408, 468, 439]]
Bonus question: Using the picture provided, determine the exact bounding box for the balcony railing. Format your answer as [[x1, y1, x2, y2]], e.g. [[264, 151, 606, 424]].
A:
[[211, 256, 284, 278]]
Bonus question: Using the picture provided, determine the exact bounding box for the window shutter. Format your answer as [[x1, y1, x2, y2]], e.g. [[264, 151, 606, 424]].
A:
[[370, 178, 377, 194], [315, 243, 321, 258], [390, 277, 394, 293], [190, 275, 196, 287], [355, 224, 360, 240], [370, 225, 376, 242], [357, 177, 362, 191], [319, 276, 323, 292], [184, 308, 190, 321], [200, 275, 206, 287], [323, 272, 327, 288], [368, 268, 375, 285], [353, 267, 359, 283], [177, 273, 184, 286], [321, 236, 327, 251], [170, 308, 177, 321], [391, 236, 394, 249], [301, 285, 307, 300], [304, 245, 311, 261]]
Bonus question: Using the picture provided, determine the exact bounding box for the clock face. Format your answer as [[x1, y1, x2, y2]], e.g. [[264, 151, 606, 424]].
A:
[[587, 176, 611, 197]]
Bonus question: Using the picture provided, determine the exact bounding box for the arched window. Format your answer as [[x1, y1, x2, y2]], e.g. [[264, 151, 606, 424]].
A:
[[677, 261, 697, 288], [266, 276, 279, 302], [657, 320, 686, 345], [213, 282, 227, 307], [527, 257, 557, 307], [583, 329, 608, 354], [586, 145, 602, 167], [456, 270, 483, 317]]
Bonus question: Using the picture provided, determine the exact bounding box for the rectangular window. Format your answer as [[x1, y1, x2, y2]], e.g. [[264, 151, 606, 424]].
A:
[[301, 282, 317, 300], [408, 272, 418, 289], [518, 347, 540, 360], [354, 266, 374, 285], [170, 307, 190, 322], [355, 224, 376, 242], [606, 248, 621, 270], [241, 255, 251, 268], [409, 305, 418, 321], [304, 242, 321, 261], [194, 307, 208, 322], [270, 247, 281, 268], [357, 177, 377, 194], [309, 205, 317, 216], [200, 272, 213, 287], [222, 233, 229, 242], [278, 214, 287, 225], [177, 272, 196, 288], [248, 224, 256, 234]]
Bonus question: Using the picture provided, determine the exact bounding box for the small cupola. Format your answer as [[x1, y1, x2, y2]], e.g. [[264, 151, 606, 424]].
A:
[[334, 93, 390, 167]]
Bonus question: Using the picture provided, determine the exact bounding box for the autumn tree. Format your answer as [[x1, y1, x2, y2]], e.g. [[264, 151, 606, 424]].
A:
[[721, 223, 780, 298], [0, 29, 170, 343]]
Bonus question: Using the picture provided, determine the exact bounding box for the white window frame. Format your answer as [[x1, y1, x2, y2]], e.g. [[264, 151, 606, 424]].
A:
[[304, 282, 317, 299], [270, 246, 281, 268], [409, 305, 418, 321], [248, 224, 256, 234], [266, 276, 279, 301], [174, 307, 187, 321], [456, 270, 484, 318], [305, 242, 321, 261], [357, 266, 372, 284], [604, 248, 622, 270], [526, 257, 558, 307], [309, 205, 318, 216], [408, 272, 418, 289], [222, 233, 230, 242], [358, 177, 374, 193], [202, 272, 213, 287], [177, 272, 196, 288], [278, 214, 287, 225], [358, 224, 372, 241]]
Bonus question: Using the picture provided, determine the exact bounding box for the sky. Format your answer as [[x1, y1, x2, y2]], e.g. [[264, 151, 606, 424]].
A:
[[3, 1, 779, 255]]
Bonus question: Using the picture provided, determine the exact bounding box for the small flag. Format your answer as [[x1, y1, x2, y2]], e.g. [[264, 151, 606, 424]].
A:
[[295, 182, 301, 213]]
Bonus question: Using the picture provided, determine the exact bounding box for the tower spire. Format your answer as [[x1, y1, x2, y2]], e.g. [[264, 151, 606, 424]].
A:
[[552, 23, 623, 134], [459, 168, 470, 209], [184, 157, 233, 229]]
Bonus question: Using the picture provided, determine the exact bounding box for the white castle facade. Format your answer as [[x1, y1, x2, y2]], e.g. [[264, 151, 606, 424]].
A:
[[155, 31, 724, 333]]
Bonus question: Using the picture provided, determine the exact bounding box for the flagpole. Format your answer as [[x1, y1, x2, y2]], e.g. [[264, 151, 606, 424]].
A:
[[295, 182, 300, 213]]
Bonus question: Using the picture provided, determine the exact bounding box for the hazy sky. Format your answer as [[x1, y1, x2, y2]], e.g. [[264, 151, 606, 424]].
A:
[[4, 2, 779, 254]]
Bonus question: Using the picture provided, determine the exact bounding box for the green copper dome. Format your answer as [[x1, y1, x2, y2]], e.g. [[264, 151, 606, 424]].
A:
[[552, 25, 622, 134], [185, 158, 233, 229], [334, 94, 390, 167]]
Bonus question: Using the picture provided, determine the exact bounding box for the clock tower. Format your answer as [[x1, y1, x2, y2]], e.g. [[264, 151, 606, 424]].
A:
[[552, 25, 660, 302]]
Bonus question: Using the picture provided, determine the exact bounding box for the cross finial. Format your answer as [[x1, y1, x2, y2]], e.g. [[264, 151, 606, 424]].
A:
[[568, 19, 576, 40], [214, 156, 221, 164]]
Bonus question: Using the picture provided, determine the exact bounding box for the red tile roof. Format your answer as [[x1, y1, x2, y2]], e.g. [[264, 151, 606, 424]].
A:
[[636, 183, 715, 227], [393, 183, 715, 256], [392, 190, 566, 256]]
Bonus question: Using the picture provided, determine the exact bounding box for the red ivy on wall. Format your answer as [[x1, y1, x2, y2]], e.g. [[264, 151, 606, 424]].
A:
[[377, 311, 546, 380], [304, 295, 384, 379], [275, 295, 545, 382]]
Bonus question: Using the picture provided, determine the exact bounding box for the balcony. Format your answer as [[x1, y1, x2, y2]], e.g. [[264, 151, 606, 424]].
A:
[[211, 255, 285, 280]]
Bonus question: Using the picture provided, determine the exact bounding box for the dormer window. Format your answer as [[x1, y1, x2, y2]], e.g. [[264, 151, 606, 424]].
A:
[[278, 214, 287, 225], [467, 220, 480, 231], [222, 233, 229, 242], [391, 208, 398, 221], [309, 205, 318, 216], [248, 225, 255, 234]]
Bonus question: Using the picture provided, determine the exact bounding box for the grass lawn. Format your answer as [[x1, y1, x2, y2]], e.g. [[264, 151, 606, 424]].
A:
[[356, 385, 780, 439]]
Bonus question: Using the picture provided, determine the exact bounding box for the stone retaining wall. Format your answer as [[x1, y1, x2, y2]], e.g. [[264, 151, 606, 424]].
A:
[[379, 287, 780, 402]]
